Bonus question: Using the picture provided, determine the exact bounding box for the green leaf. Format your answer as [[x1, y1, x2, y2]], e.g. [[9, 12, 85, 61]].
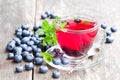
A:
[[60, 22, 67, 28], [41, 52, 54, 62], [35, 29, 44, 35]]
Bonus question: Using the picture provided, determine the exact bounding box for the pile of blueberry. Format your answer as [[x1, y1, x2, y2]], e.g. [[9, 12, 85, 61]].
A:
[[101, 23, 117, 43], [6, 12, 60, 79]]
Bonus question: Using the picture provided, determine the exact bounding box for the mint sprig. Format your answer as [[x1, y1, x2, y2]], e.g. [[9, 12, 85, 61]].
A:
[[41, 52, 53, 62]]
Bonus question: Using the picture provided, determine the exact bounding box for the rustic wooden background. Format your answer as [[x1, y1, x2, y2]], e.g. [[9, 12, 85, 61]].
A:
[[0, 0, 120, 80]]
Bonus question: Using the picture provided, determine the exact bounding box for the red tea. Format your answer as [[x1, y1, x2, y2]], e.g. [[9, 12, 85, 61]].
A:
[[56, 19, 98, 57]]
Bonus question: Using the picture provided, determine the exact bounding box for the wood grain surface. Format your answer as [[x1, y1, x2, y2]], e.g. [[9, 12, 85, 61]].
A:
[[0, 0, 120, 80]]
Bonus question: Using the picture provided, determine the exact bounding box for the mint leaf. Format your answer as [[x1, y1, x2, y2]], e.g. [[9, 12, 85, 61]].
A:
[[60, 22, 67, 28], [41, 52, 54, 62], [35, 29, 44, 35]]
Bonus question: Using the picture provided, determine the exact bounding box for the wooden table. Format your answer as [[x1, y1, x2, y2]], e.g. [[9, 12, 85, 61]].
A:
[[0, 0, 120, 80]]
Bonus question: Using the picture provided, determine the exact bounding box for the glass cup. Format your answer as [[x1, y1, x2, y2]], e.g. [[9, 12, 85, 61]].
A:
[[55, 15, 98, 61]]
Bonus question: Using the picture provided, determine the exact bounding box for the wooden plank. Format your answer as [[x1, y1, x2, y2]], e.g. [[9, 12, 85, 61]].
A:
[[0, 0, 35, 80], [34, 0, 120, 80]]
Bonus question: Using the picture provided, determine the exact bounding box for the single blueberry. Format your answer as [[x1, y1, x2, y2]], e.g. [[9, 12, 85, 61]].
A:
[[21, 51, 30, 58], [41, 14, 47, 19], [34, 40, 40, 45], [7, 42, 15, 51], [106, 30, 111, 36], [33, 25, 40, 31], [52, 70, 60, 78], [39, 65, 48, 73], [13, 46, 22, 53], [20, 44, 27, 50], [27, 41, 34, 46], [105, 36, 114, 43], [49, 14, 55, 19], [31, 45, 38, 53], [21, 37, 30, 44], [111, 26, 117, 32], [26, 46, 32, 52], [14, 55, 23, 63], [22, 30, 30, 37], [25, 62, 34, 71], [15, 27, 22, 34], [16, 66, 24, 73], [101, 23, 107, 29], [16, 31, 23, 39], [34, 57, 43, 65], [35, 52, 42, 58], [7, 53, 14, 59], [21, 24, 29, 30], [52, 58, 61, 65], [61, 57, 69, 65], [25, 54, 34, 62], [13, 37, 21, 46]]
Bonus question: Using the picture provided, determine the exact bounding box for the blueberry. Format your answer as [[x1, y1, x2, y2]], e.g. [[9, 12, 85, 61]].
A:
[[39, 65, 48, 73], [9, 40, 16, 44], [105, 36, 114, 43], [25, 46, 32, 52], [29, 32, 34, 36], [34, 40, 40, 45], [33, 25, 40, 31], [34, 57, 43, 65], [7, 42, 15, 51], [101, 23, 107, 29], [13, 37, 21, 46], [14, 51, 22, 55], [52, 58, 61, 65], [26, 54, 34, 62], [16, 31, 23, 39], [16, 66, 24, 72], [37, 48, 42, 53], [21, 51, 30, 58], [31, 45, 37, 53], [45, 12, 49, 17], [41, 14, 47, 19], [106, 30, 111, 36], [61, 57, 69, 65], [21, 24, 29, 30], [21, 37, 30, 44], [74, 18, 81, 23], [7, 53, 14, 59], [13, 46, 22, 53], [49, 14, 55, 19], [22, 30, 30, 37], [30, 37, 36, 42], [111, 26, 117, 32], [25, 62, 34, 71], [20, 44, 27, 50], [27, 41, 34, 46], [15, 27, 22, 33], [14, 55, 23, 63], [52, 70, 60, 78], [35, 52, 42, 57], [34, 34, 39, 38]]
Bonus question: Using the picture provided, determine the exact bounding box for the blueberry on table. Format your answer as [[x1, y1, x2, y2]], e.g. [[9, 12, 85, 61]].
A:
[[22, 30, 30, 37], [16, 31, 23, 39], [21, 24, 29, 30], [101, 23, 107, 29], [45, 11, 49, 17], [7, 42, 15, 51], [14, 55, 23, 63], [16, 66, 24, 73], [13, 46, 22, 53], [25, 62, 34, 71], [105, 36, 114, 43], [25, 54, 34, 62], [21, 37, 30, 44], [111, 26, 117, 32], [34, 57, 43, 65], [21, 51, 30, 58], [13, 37, 21, 46], [52, 70, 60, 78], [41, 14, 47, 19], [7, 53, 14, 59], [52, 58, 61, 65], [106, 30, 111, 36], [15, 27, 22, 33], [39, 65, 48, 73], [61, 57, 69, 65], [49, 14, 55, 19]]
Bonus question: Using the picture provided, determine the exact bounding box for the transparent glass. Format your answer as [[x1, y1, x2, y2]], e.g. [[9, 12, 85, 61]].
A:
[[55, 15, 98, 60]]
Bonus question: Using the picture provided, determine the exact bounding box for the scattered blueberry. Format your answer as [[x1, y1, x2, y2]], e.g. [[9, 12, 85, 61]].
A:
[[16, 66, 24, 72], [111, 26, 117, 32], [7, 53, 14, 59], [22, 30, 30, 37], [52, 58, 61, 65], [101, 23, 107, 29], [14, 55, 23, 63], [105, 36, 114, 43], [61, 57, 69, 65], [21, 24, 29, 30], [26, 54, 34, 62], [25, 62, 34, 71], [39, 65, 48, 73], [52, 70, 60, 78], [34, 57, 43, 65], [106, 30, 111, 36], [7, 42, 15, 51]]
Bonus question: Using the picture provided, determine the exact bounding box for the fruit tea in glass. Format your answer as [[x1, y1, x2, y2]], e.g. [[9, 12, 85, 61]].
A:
[[55, 15, 98, 59]]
